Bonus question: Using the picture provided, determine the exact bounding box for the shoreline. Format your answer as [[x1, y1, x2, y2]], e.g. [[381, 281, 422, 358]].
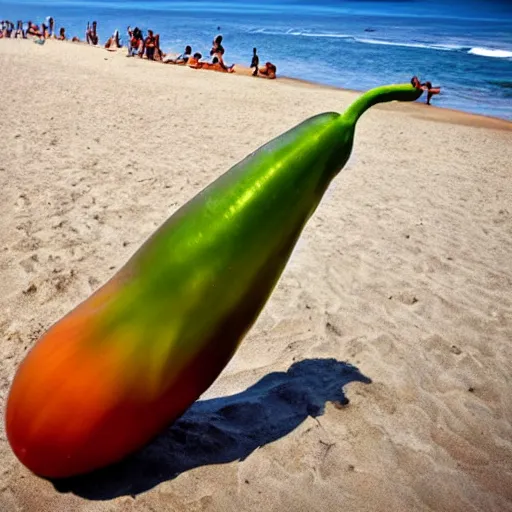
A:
[[103, 39, 512, 128], [94, 42, 512, 131], [277, 75, 512, 131], [4, 37, 511, 129]]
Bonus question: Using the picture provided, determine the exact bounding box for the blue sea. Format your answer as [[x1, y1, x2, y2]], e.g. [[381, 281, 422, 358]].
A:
[[2, 0, 512, 120]]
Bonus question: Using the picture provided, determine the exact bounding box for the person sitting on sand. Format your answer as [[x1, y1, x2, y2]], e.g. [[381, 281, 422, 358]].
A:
[[86, 21, 99, 45], [258, 62, 277, 79], [210, 34, 225, 59], [105, 30, 121, 49], [164, 45, 192, 64], [127, 27, 144, 57], [72, 36, 80, 42], [1, 20, 14, 38], [134, 28, 145, 57], [186, 53, 233, 73], [58, 27, 67, 41], [180, 45, 193, 63], [2, 21, 14, 38], [201, 55, 235, 73], [27, 21, 42, 38], [154, 34, 164, 61], [145, 29, 157, 60], [250, 47, 259, 76], [209, 34, 232, 70], [187, 52, 204, 69]]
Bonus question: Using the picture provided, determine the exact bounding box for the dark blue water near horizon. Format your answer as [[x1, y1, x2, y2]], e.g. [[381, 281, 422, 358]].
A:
[[2, 0, 511, 120]]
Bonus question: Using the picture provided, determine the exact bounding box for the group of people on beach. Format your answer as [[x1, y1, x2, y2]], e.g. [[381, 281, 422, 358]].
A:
[[119, 25, 276, 78], [2, 17, 443, 94], [1, 17, 71, 41], [160, 35, 276, 78], [0, 17, 80, 42], [0, 17, 277, 79]]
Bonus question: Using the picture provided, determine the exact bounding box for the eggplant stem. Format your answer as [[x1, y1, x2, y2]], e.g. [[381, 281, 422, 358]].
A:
[[342, 83, 424, 124]]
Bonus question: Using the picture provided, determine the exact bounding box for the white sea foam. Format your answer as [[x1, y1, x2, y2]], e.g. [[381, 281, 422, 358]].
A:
[[301, 32, 352, 39], [467, 47, 512, 58], [250, 28, 512, 61], [354, 38, 456, 51]]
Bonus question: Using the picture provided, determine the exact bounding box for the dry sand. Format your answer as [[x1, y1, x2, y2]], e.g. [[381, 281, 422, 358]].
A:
[[1, 38, 511, 512]]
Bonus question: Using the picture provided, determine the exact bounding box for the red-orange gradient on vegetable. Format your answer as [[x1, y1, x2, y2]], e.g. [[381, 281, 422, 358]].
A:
[[6, 83, 423, 478]]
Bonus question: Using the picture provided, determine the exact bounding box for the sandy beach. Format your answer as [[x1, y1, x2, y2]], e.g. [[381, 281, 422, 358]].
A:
[[1, 38, 512, 512]]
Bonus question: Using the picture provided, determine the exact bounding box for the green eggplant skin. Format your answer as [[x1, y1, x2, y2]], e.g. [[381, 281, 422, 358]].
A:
[[105, 84, 423, 396], [117, 113, 354, 371], [6, 83, 423, 478]]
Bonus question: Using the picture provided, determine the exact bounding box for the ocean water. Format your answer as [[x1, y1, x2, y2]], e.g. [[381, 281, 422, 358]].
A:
[[2, 0, 511, 120]]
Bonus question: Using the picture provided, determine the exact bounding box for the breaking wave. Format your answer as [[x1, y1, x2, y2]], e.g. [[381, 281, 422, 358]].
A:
[[248, 28, 512, 59]]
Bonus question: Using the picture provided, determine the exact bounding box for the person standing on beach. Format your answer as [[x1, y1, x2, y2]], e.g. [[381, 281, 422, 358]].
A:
[[250, 47, 259, 76], [41, 23, 49, 39], [46, 17, 55, 38]]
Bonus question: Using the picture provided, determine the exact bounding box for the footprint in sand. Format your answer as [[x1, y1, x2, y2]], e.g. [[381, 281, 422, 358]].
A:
[[325, 320, 343, 337], [88, 276, 100, 290], [28, 322, 47, 344], [52, 269, 77, 293], [12, 237, 41, 252], [14, 194, 31, 210], [19, 254, 39, 274], [23, 283, 38, 295], [392, 291, 419, 305]]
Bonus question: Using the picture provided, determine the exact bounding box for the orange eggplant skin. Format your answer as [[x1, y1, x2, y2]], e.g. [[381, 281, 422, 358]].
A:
[[6, 319, 239, 478], [6, 228, 293, 479]]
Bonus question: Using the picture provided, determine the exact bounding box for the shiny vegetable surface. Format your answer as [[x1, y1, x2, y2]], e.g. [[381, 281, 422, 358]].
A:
[[6, 83, 423, 478]]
